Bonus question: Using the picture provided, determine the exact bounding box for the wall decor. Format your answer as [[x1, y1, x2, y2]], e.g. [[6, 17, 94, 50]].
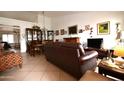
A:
[[97, 21, 110, 35], [60, 29, 65, 35], [116, 22, 120, 33], [89, 27, 93, 38], [64, 30, 67, 34], [47, 31, 54, 40], [79, 29, 83, 33], [115, 23, 121, 40], [68, 25, 77, 34], [55, 30, 59, 36], [85, 25, 90, 31]]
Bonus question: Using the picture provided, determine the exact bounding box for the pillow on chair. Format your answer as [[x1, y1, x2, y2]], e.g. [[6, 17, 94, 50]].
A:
[[3, 42, 11, 50]]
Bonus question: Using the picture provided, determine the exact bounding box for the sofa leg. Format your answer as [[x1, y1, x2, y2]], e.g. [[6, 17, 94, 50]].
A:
[[19, 64, 22, 68]]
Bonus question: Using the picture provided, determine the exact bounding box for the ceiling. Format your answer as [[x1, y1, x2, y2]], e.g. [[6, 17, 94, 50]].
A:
[[0, 11, 81, 22], [31, 11, 81, 17]]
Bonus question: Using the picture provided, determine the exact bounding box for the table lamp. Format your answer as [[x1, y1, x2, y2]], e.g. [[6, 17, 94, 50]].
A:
[[113, 46, 124, 66]]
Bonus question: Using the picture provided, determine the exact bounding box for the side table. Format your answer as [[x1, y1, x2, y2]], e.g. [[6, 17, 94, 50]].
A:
[[98, 60, 124, 80]]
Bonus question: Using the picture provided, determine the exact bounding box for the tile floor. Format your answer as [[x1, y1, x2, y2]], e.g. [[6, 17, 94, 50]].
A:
[[0, 53, 76, 81]]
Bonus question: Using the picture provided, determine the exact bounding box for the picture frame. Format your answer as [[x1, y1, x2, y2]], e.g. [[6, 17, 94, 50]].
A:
[[97, 21, 110, 35], [55, 30, 59, 36], [60, 29, 64, 35], [64, 30, 67, 34], [79, 29, 83, 33], [85, 25, 90, 31], [47, 31, 54, 40]]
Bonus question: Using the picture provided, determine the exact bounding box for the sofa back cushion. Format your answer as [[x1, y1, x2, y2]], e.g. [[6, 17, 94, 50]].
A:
[[44, 42, 85, 56], [60, 42, 85, 56]]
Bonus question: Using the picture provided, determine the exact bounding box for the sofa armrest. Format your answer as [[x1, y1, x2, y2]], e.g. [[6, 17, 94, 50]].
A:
[[79, 51, 98, 62]]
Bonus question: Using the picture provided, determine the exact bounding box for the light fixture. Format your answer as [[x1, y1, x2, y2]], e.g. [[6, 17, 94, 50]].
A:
[[113, 45, 124, 66], [42, 11, 45, 30]]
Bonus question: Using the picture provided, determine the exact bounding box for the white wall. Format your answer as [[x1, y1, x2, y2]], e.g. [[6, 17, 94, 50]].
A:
[[37, 14, 52, 40], [37, 14, 51, 30], [0, 12, 123, 52], [51, 11, 124, 49]]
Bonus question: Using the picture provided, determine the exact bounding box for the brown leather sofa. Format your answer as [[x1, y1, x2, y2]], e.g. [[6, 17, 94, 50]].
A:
[[43, 42, 98, 80]]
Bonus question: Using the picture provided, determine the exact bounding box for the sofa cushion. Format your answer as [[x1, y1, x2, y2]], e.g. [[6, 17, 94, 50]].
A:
[[60, 42, 85, 56], [1, 42, 11, 50], [45, 42, 85, 56]]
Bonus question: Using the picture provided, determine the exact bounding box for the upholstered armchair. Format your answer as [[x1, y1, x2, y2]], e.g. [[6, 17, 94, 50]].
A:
[[0, 52, 23, 72]]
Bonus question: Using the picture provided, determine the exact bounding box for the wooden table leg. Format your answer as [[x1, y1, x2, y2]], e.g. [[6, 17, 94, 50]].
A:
[[19, 64, 22, 68]]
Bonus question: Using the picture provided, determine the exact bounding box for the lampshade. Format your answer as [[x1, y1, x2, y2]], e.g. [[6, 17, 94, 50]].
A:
[[114, 46, 124, 57]]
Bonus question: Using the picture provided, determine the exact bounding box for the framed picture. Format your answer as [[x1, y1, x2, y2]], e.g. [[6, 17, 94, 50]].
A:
[[64, 31, 67, 34], [60, 29, 64, 35], [47, 31, 54, 40], [85, 25, 90, 31], [97, 21, 110, 35], [79, 29, 83, 33], [55, 30, 59, 36]]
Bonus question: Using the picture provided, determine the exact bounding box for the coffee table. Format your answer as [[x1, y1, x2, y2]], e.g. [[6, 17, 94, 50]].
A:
[[98, 59, 124, 80]]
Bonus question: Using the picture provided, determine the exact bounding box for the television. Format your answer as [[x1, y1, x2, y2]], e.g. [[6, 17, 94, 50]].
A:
[[87, 38, 103, 49], [68, 25, 77, 34]]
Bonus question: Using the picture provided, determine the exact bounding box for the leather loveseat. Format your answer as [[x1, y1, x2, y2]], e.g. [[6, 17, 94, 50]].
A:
[[43, 42, 98, 80]]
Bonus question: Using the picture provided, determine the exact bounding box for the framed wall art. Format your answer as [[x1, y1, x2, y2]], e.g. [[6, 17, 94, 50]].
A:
[[79, 29, 83, 33], [55, 30, 59, 36], [60, 29, 65, 35], [97, 21, 110, 35], [85, 25, 90, 31], [64, 30, 67, 34]]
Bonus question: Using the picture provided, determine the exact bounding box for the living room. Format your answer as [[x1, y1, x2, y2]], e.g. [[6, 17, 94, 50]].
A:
[[0, 11, 124, 81], [1, 0, 124, 93]]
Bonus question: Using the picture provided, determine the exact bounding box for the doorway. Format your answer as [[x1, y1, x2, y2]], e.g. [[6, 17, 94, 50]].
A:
[[0, 24, 21, 52]]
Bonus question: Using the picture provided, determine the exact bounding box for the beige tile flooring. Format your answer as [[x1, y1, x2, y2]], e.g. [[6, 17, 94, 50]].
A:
[[0, 53, 76, 81]]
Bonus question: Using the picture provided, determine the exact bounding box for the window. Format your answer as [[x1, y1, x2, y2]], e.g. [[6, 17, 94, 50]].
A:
[[2, 34, 14, 43]]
